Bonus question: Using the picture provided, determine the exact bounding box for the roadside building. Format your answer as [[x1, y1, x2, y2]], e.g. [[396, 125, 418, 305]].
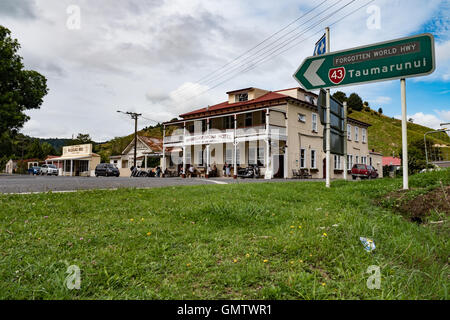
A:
[[369, 150, 383, 177], [382, 156, 401, 169], [162, 86, 381, 179], [48, 144, 100, 176], [4, 159, 17, 174], [4, 158, 39, 174], [109, 136, 163, 176]]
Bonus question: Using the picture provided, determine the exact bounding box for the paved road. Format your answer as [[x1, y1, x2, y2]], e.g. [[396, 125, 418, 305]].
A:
[[0, 175, 324, 194]]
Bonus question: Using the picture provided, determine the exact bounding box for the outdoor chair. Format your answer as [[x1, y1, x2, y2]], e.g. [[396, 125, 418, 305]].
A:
[[300, 169, 312, 179]]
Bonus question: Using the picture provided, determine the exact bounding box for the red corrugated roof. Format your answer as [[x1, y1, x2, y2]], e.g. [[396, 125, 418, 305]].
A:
[[382, 157, 401, 166], [179, 91, 289, 118], [139, 136, 163, 152]]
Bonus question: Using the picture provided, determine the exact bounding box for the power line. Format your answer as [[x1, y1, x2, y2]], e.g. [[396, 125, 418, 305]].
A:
[[179, 0, 366, 105], [172, 0, 331, 98], [175, 0, 347, 99]]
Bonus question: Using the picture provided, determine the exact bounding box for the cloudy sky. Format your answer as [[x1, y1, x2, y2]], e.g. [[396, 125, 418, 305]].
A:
[[1, 0, 449, 141]]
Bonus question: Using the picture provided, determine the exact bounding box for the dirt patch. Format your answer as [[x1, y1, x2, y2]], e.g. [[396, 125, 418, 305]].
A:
[[379, 186, 449, 223]]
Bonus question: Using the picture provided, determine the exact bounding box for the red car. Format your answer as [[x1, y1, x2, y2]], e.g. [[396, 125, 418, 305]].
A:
[[351, 164, 379, 180]]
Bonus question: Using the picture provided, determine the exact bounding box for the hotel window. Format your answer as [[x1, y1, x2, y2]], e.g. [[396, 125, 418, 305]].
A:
[[298, 113, 306, 123], [224, 116, 233, 129], [334, 155, 341, 170], [312, 113, 318, 132], [362, 156, 367, 164], [249, 147, 257, 165], [347, 124, 352, 140], [185, 148, 191, 164], [370, 157, 373, 166], [196, 150, 204, 166], [235, 93, 248, 102], [245, 113, 253, 127], [300, 148, 306, 168], [347, 155, 353, 170], [311, 150, 317, 169], [236, 146, 241, 165], [225, 147, 233, 164], [362, 128, 367, 143], [257, 147, 265, 166], [356, 155, 359, 164], [355, 127, 359, 141]]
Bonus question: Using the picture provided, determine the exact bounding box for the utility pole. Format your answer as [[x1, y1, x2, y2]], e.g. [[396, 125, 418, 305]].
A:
[[117, 110, 142, 168]]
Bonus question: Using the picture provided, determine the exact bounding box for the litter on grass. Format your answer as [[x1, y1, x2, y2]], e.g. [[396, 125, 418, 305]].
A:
[[360, 237, 376, 252]]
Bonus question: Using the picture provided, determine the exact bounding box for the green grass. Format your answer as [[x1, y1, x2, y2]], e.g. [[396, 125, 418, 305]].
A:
[[0, 170, 449, 299]]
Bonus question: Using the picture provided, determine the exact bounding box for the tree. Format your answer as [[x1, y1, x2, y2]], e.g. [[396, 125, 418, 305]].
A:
[[25, 139, 44, 159], [402, 138, 439, 174], [378, 108, 383, 114], [40, 142, 56, 158], [0, 26, 48, 135], [67, 133, 93, 146], [332, 91, 347, 103], [347, 93, 363, 111]]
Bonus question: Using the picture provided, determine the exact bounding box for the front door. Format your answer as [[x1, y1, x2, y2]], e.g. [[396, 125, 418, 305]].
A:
[[323, 158, 326, 179], [273, 155, 284, 178]]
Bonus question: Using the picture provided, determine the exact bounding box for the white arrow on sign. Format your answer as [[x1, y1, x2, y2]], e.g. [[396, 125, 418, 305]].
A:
[[304, 58, 325, 86]]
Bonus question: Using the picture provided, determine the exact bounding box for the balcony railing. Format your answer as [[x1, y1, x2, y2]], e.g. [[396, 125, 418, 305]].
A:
[[163, 125, 286, 144]]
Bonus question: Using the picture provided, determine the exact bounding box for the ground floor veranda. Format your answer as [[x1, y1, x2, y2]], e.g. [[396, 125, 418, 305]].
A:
[[46, 155, 101, 177], [162, 137, 290, 179]]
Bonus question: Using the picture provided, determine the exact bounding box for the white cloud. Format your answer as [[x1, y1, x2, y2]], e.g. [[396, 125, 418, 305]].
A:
[[369, 96, 392, 104], [394, 109, 450, 129]]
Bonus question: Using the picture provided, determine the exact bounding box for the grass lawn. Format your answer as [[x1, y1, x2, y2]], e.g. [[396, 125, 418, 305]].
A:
[[0, 170, 448, 299]]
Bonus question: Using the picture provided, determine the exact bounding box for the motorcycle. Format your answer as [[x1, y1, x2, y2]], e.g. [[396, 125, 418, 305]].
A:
[[237, 165, 260, 178], [131, 167, 148, 177]]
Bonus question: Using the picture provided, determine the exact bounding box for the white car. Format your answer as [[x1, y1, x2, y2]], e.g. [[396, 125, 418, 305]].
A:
[[40, 164, 59, 176]]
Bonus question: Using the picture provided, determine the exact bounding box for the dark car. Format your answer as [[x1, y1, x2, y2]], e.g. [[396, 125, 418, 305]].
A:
[[351, 164, 378, 180], [28, 166, 41, 175], [95, 163, 120, 177]]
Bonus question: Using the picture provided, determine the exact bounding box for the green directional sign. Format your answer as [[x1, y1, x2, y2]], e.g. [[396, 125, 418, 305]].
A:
[[293, 33, 435, 90]]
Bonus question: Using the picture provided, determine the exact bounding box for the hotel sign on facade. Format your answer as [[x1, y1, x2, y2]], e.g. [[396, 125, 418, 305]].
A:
[[184, 132, 234, 146], [62, 144, 92, 156]]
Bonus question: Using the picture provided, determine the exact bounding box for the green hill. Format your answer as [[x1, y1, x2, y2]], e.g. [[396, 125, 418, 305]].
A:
[[349, 108, 450, 156]]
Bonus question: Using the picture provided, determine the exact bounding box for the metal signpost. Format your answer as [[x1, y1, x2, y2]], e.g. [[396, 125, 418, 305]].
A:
[[294, 33, 435, 189], [318, 89, 346, 156]]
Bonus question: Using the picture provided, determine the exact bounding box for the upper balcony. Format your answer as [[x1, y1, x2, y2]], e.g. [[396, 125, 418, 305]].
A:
[[163, 124, 286, 145]]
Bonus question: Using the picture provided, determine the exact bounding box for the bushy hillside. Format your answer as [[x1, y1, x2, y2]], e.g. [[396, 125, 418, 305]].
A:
[[349, 108, 450, 156]]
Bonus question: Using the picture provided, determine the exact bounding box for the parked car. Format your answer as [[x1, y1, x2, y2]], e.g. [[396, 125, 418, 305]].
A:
[[28, 166, 41, 175], [351, 164, 378, 180], [95, 163, 120, 177], [40, 164, 59, 176]]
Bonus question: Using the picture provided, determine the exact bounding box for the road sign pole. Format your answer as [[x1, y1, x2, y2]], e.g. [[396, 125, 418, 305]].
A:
[[325, 27, 331, 188], [401, 78, 409, 189], [343, 101, 348, 180]]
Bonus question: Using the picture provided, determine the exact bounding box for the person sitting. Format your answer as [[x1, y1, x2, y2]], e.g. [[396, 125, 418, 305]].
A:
[[188, 165, 195, 178], [209, 164, 218, 177]]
